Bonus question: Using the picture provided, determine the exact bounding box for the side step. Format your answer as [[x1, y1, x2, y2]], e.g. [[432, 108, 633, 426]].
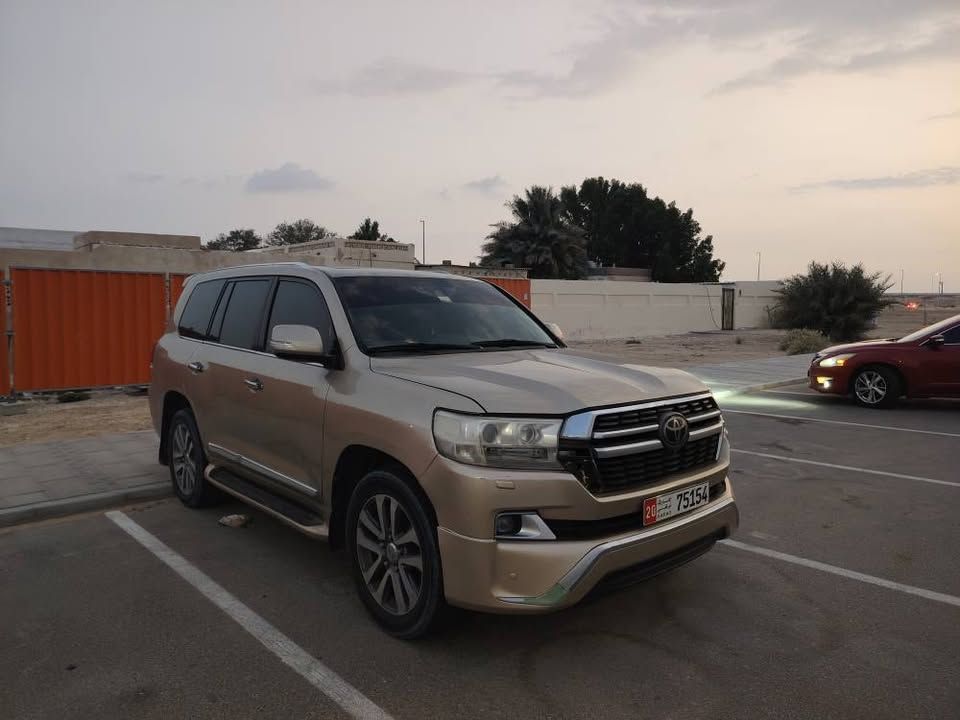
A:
[[205, 465, 329, 539]]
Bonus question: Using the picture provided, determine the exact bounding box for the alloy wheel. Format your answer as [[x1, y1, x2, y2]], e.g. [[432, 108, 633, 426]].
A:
[[854, 370, 887, 405], [171, 423, 198, 496], [355, 494, 424, 615]]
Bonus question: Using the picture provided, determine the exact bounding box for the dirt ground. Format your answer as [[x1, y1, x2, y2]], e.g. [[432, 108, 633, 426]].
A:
[[3, 301, 954, 447], [0, 393, 152, 448]]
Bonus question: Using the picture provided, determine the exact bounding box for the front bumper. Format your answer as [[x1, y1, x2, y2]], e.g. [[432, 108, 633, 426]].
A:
[[434, 480, 738, 613]]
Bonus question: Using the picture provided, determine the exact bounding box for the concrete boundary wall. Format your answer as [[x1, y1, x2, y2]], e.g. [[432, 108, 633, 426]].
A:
[[531, 280, 780, 340]]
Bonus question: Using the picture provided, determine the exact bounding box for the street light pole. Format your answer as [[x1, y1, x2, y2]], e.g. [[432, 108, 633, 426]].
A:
[[899, 269, 904, 296], [756, 252, 761, 281], [420, 219, 426, 265]]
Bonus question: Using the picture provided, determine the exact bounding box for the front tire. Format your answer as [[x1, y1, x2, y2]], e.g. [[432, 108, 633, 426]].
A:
[[167, 409, 221, 507], [851, 366, 900, 408], [346, 469, 443, 639]]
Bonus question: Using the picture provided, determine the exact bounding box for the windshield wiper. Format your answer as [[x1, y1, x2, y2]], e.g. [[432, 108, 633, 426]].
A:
[[367, 342, 482, 355], [473, 339, 557, 349]]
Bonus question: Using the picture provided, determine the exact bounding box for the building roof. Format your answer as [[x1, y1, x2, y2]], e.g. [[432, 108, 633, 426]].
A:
[[0, 227, 79, 251]]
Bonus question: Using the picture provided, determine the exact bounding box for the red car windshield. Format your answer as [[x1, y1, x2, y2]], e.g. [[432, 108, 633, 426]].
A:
[[898, 314, 960, 343]]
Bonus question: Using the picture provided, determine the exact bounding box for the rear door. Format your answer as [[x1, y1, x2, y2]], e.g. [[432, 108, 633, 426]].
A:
[[924, 324, 960, 396], [192, 277, 274, 477]]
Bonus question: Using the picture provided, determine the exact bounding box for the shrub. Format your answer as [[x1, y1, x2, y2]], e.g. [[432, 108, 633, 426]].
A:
[[779, 329, 829, 355], [772, 262, 894, 341]]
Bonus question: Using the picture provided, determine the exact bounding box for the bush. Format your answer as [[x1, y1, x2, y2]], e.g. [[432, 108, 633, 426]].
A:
[[772, 262, 894, 341], [779, 329, 829, 355]]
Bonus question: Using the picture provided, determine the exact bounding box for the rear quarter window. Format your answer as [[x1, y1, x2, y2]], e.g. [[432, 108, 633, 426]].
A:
[[178, 279, 226, 340]]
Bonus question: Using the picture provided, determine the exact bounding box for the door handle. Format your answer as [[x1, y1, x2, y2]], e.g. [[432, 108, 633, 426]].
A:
[[188, 361, 205, 374], [244, 377, 263, 392]]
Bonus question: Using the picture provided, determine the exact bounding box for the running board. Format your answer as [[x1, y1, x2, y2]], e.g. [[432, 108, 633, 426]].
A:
[[205, 465, 329, 539]]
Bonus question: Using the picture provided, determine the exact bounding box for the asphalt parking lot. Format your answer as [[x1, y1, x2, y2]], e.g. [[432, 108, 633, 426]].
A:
[[2, 383, 958, 720]]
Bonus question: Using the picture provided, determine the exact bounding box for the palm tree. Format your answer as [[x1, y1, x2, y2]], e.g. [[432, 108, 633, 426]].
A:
[[481, 186, 588, 279]]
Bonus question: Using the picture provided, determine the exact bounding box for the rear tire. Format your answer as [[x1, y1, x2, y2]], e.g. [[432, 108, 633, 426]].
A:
[[346, 469, 443, 639], [851, 366, 900, 408], [167, 409, 221, 507]]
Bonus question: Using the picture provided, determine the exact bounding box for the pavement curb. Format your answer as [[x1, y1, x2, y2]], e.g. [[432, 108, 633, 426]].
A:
[[711, 377, 808, 397], [0, 482, 172, 528]]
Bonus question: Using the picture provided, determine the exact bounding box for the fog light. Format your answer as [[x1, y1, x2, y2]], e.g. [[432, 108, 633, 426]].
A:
[[495, 514, 523, 536], [494, 512, 556, 540], [816, 376, 832, 388]]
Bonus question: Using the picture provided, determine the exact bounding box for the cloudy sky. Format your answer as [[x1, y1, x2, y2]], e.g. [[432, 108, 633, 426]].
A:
[[1, 0, 957, 290]]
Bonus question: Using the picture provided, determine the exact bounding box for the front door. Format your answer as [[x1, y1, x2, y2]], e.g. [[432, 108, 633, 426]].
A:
[[925, 324, 960, 396]]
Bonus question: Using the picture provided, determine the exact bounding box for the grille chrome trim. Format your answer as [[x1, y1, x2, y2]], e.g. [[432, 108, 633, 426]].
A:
[[595, 437, 663, 458], [593, 423, 659, 440], [560, 391, 714, 440], [689, 421, 724, 440], [592, 420, 723, 459]]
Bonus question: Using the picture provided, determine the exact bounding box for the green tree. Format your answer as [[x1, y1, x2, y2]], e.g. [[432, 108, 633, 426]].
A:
[[773, 262, 894, 341], [350, 218, 394, 242], [205, 228, 262, 251], [481, 186, 588, 279], [267, 219, 331, 246], [560, 177, 725, 282]]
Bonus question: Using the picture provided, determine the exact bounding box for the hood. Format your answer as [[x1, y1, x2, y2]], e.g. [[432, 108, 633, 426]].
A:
[[817, 338, 900, 356], [370, 348, 708, 415]]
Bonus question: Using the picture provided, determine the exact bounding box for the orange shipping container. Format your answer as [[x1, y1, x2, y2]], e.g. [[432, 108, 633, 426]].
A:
[[0, 271, 9, 395], [484, 277, 531, 308], [11, 269, 168, 391]]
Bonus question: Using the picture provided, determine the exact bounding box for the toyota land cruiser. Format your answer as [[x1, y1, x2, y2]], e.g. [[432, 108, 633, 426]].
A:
[[150, 263, 738, 638]]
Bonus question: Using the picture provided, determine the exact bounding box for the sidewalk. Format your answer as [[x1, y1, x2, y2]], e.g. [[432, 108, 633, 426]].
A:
[[0, 431, 168, 527], [0, 353, 812, 528], [687, 353, 814, 394]]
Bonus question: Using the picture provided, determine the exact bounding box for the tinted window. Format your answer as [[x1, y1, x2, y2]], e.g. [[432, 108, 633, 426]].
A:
[[333, 275, 554, 352], [267, 280, 335, 350], [216, 279, 271, 350], [942, 325, 960, 344], [178, 280, 225, 339]]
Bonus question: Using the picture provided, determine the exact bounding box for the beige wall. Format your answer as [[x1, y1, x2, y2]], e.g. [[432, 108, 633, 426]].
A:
[[531, 280, 780, 340], [0, 242, 413, 276]]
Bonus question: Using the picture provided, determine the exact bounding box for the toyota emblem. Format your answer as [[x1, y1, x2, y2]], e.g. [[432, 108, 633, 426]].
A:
[[659, 412, 689, 450]]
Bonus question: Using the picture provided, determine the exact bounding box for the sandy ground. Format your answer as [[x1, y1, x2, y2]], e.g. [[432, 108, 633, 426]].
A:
[[1, 393, 152, 448], [3, 301, 954, 447]]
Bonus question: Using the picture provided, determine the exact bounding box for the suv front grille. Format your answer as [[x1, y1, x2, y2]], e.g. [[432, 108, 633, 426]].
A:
[[592, 395, 718, 434], [559, 392, 724, 495], [594, 435, 721, 492]]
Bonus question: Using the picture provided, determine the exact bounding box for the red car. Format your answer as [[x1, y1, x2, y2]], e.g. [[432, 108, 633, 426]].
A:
[[808, 313, 960, 407]]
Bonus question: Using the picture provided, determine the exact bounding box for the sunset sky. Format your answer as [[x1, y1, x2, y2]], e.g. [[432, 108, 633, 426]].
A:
[[1, 0, 957, 290]]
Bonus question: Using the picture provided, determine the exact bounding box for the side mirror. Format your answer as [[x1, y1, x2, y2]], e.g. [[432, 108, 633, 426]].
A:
[[546, 322, 564, 340], [925, 335, 945, 349], [270, 324, 331, 362]]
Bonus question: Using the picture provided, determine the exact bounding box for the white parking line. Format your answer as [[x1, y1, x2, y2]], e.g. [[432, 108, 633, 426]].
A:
[[723, 408, 960, 438], [106, 511, 393, 720], [721, 539, 960, 609], [731, 449, 960, 488]]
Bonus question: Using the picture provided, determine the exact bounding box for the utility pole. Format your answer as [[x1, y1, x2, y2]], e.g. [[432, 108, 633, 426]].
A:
[[899, 268, 904, 296], [420, 219, 426, 266], [936, 272, 943, 294], [756, 252, 761, 281]]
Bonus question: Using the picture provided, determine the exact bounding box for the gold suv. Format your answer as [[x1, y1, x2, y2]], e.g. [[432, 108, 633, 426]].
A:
[[150, 263, 738, 638]]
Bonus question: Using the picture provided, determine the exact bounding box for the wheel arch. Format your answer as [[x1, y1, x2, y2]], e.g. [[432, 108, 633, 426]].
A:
[[158, 391, 193, 465], [329, 445, 437, 550]]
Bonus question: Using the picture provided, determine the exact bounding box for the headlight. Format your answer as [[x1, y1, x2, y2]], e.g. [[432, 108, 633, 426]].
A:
[[433, 411, 562, 469], [818, 353, 855, 367]]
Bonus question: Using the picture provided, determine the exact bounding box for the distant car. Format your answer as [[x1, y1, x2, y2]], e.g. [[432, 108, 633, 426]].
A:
[[808, 314, 960, 407]]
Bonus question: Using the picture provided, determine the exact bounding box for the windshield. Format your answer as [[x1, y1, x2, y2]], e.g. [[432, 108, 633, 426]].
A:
[[333, 275, 557, 353], [898, 314, 960, 343]]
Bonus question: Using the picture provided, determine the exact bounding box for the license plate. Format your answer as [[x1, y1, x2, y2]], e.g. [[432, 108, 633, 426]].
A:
[[643, 482, 710, 526]]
